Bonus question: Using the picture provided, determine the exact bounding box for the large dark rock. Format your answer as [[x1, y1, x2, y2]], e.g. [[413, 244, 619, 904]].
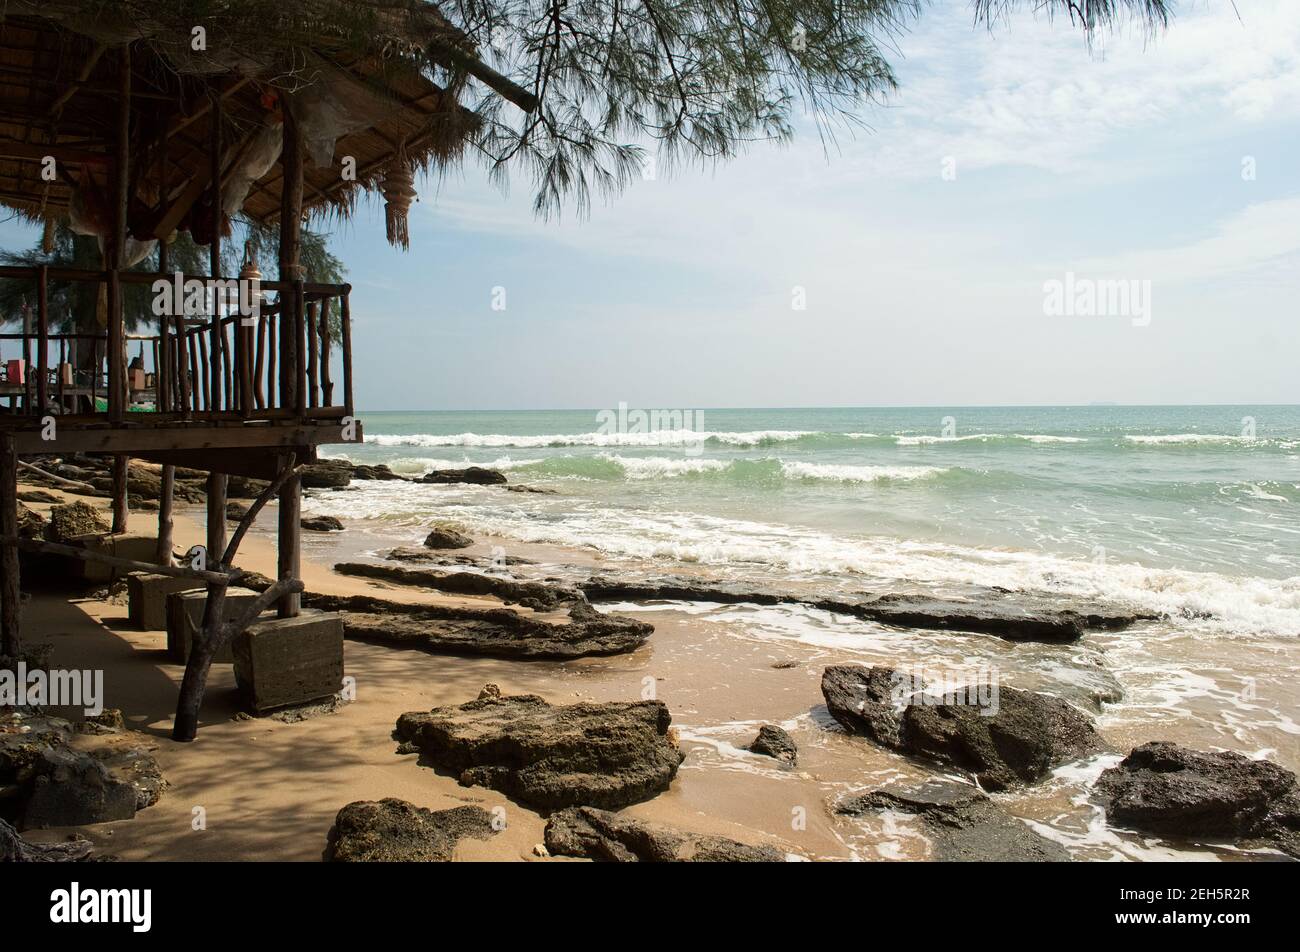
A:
[[821, 665, 1104, 790], [300, 462, 352, 489], [43, 501, 109, 543], [1, 712, 165, 829], [747, 725, 797, 765], [349, 464, 405, 481], [395, 687, 684, 809], [17, 490, 61, 504], [324, 798, 496, 861], [544, 806, 785, 862], [22, 748, 139, 829], [423, 523, 474, 549], [420, 467, 508, 486], [1095, 742, 1300, 857], [302, 515, 344, 532], [581, 578, 1153, 644], [836, 780, 1069, 862]]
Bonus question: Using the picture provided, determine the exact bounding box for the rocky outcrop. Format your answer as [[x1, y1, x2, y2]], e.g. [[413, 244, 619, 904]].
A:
[[423, 523, 473, 549], [226, 502, 250, 522], [333, 561, 581, 610], [349, 464, 405, 481], [544, 806, 785, 862], [395, 687, 685, 810], [17, 490, 60, 504], [1, 712, 165, 829], [387, 547, 535, 567], [300, 461, 352, 489], [581, 578, 1153, 644], [821, 665, 1104, 790], [43, 502, 109, 543], [836, 780, 1069, 862], [17, 505, 45, 539], [344, 604, 652, 659], [324, 799, 497, 861], [1095, 742, 1300, 857], [748, 725, 797, 765], [302, 515, 344, 532], [420, 467, 508, 486]]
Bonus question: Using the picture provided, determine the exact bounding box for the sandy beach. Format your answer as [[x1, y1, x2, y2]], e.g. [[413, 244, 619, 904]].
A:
[[14, 464, 1300, 863]]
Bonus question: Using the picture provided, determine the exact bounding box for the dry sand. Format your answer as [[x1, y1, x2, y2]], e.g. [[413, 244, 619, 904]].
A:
[[16, 484, 819, 862]]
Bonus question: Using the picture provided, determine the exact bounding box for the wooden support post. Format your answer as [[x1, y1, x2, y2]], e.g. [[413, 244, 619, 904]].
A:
[[36, 266, 48, 415], [341, 287, 353, 418], [107, 43, 130, 423], [156, 464, 175, 566], [279, 103, 303, 411], [277, 462, 300, 618], [0, 435, 19, 659], [206, 472, 227, 567], [111, 454, 128, 533], [57, 337, 66, 411], [294, 281, 307, 419], [209, 89, 224, 413]]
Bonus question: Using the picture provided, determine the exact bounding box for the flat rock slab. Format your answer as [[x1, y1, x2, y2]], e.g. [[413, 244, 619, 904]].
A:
[[822, 664, 1104, 790], [419, 467, 507, 485], [581, 577, 1154, 644], [325, 799, 497, 861], [395, 687, 685, 810], [1095, 741, 1300, 857], [344, 606, 652, 660], [127, 572, 205, 631], [545, 806, 785, 862], [837, 780, 1069, 862], [334, 561, 580, 610]]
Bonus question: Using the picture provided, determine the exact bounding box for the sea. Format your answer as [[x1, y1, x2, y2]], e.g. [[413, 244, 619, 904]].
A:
[[296, 404, 1300, 858], [316, 405, 1300, 638]]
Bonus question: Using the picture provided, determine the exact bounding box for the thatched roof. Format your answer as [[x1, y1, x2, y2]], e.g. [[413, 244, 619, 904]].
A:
[[0, 1, 536, 247]]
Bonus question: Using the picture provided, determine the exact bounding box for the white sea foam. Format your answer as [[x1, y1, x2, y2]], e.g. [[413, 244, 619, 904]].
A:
[[307, 481, 1300, 638], [893, 433, 1084, 445], [365, 429, 817, 448], [778, 461, 947, 483]]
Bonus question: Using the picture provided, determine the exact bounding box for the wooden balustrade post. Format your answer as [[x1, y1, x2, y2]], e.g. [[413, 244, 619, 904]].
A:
[[36, 265, 48, 416], [0, 435, 20, 659]]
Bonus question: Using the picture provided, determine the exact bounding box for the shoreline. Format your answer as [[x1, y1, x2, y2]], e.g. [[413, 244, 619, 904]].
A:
[[12, 474, 1300, 862]]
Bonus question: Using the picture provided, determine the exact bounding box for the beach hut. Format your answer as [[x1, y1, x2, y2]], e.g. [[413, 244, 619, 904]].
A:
[[0, 1, 536, 737]]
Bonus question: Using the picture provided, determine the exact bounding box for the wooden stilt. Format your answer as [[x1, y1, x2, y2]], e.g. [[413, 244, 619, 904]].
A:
[[277, 465, 301, 618], [111, 454, 128, 533], [107, 43, 130, 423], [206, 473, 227, 568], [0, 435, 19, 659], [156, 464, 175, 565]]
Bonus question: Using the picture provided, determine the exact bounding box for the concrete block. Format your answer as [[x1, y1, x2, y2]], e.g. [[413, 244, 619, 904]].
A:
[[233, 611, 344, 714], [127, 572, 205, 630], [74, 532, 160, 582], [165, 586, 262, 663]]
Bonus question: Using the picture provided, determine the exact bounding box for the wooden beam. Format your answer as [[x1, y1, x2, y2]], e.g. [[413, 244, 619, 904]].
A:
[[0, 536, 230, 586], [9, 421, 360, 455]]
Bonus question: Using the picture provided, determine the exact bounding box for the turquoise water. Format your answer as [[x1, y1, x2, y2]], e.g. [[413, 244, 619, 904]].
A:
[[317, 405, 1300, 636]]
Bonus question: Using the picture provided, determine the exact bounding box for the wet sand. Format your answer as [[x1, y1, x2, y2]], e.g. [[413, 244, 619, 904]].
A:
[[16, 483, 1300, 861]]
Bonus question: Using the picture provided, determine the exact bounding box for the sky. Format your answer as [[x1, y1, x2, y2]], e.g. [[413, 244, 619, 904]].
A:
[[4, 1, 1298, 411]]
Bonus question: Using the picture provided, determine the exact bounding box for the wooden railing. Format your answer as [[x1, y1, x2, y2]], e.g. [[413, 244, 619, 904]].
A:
[[0, 265, 353, 424]]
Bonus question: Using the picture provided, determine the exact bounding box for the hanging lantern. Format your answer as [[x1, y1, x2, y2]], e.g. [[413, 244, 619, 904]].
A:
[[382, 160, 416, 250]]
